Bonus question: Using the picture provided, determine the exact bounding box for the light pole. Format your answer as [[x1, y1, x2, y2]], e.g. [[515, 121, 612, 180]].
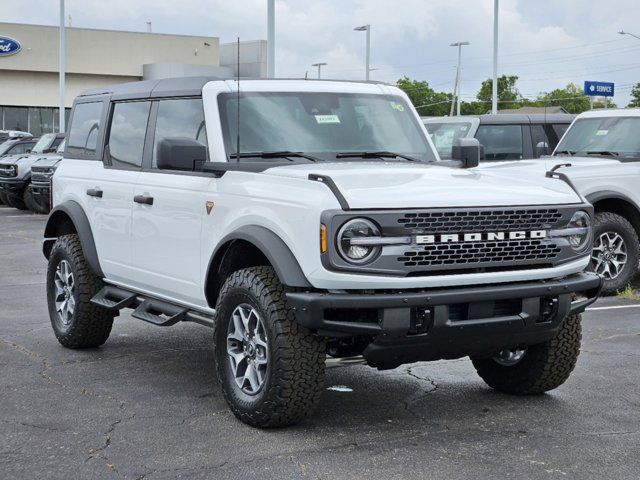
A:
[[267, 0, 275, 78], [619, 29, 640, 40], [492, 0, 499, 114], [312, 62, 327, 79], [450, 41, 470, 116], [354, 25, 370, 81], [59, 0, 66, 132]]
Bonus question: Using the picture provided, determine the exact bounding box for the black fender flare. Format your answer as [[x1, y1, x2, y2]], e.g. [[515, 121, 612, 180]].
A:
[[206, 225, 311, 304], [43, 200, 104, 277], [585, 190, 640, 210]]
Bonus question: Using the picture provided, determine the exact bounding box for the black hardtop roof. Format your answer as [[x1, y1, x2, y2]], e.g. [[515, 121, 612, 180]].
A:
[[479, 113, 575, 124]]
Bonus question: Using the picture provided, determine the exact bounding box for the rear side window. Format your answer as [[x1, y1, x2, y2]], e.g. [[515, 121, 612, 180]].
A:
[[67, 102, 103, 158], [475, 124, 523, 160], [107, 101, 151, 169], [152, 98, 207, 168]]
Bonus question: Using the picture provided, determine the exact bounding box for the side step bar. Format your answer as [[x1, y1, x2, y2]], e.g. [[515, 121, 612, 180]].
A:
[[90, 286, 214, 328]]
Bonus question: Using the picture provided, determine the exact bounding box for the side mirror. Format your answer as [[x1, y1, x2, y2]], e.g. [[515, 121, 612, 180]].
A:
[[536, 141, 550, 157], [452, 138, 481, 168], [157, 137, 207, 171]]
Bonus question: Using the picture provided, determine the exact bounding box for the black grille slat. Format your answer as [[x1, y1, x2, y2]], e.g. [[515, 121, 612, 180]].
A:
[[398, 209, 562, 233]]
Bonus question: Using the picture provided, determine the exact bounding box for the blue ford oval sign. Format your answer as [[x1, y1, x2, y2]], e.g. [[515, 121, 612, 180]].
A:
[[0, 36, 21, 57]]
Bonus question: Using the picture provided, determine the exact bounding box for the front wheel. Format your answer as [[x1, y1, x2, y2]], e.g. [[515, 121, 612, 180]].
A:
[[471, 314, 582, 395], [589, 212, 639, 295], [213, 266, 326, 428]]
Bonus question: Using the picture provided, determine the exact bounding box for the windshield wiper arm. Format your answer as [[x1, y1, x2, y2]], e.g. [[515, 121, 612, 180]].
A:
[[554, 150, 575, 156], [583, 151, 620, 157], [229, 151, 320, 162], [335, 151, 420, 162]]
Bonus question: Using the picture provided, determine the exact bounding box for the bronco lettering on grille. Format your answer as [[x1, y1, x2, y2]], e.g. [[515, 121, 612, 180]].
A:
[[415, 230, 547, 244]]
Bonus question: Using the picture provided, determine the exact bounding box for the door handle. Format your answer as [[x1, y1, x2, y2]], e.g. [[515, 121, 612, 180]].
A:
[[134, 195, 154, 206], [86, 188, 103, 198]]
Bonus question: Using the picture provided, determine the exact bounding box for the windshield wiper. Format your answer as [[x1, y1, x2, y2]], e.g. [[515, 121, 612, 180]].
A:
[[554, 150, 575, 156], [335, 151, 420, 162], [229, 151, 320, 162], [583, 151, 620, 157]]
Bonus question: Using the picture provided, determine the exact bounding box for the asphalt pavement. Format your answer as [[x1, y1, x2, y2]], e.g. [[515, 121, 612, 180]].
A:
[[1, 205, 639, 480]]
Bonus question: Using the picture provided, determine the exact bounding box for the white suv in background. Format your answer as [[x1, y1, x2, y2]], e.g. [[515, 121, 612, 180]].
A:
[[43, 77, 601, 427]]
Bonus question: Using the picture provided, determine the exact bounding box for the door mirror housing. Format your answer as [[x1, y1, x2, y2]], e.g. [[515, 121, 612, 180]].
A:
[[536, 141, 550, 157], [452, 138, 482, 168], [156, 137, 207, 171]]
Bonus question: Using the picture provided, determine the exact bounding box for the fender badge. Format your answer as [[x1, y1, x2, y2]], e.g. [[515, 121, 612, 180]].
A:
[[205, 201, 215, 215]]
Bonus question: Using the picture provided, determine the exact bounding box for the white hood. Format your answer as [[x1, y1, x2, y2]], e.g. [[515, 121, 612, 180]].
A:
[[262, 161, 581, 209]]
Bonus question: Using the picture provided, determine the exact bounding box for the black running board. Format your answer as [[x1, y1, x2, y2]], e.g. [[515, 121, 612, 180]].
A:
[[91, 286, 214, 328]]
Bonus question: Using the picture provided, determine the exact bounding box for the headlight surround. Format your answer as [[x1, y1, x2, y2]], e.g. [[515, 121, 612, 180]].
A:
[[337, 218, 382, 264], [566, 210, 591, 252]]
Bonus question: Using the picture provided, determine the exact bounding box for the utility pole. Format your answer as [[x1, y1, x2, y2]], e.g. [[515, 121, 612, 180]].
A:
[[492, 0, 499, 114], [450, 42, 470, 116], [59, 0, 66, 132], [311, 62, 327, 79], [267, 0, 275, 78]]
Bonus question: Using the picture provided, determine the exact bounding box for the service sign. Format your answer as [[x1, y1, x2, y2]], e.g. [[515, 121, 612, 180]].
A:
[[0, 36, 21, 56], [584, 81, 615, 97]]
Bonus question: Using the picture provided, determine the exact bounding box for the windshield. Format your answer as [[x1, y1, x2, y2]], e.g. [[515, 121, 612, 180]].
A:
[[0, 140, 15, 156], [218, 92, 436, 162], [555, 117, 640, 158], [423, 122, 472, 159], [31, 133, 56, 154]]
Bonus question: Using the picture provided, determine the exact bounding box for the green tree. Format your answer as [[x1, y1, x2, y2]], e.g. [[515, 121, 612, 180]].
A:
[[535, 83, 591, 114], [476, 75, 523, 110], [628, 82, 640, 108], [396, 77, 453, 116]]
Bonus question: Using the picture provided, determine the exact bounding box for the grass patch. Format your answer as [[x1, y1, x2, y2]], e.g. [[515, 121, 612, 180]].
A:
[[617, 281, 640, 300]]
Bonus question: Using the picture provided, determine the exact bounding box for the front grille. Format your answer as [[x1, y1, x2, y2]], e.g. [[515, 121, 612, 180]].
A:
[[398, 239, 561, 268], [0, 166, 15, 178], [398, 209, 562, 232]]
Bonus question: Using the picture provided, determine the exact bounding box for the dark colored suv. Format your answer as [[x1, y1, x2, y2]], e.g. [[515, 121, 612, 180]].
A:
[[423, 114, 574, 161]]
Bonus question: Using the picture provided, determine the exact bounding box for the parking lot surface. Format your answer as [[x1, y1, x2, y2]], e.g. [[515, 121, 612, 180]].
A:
[[1, 205, 639, 480]]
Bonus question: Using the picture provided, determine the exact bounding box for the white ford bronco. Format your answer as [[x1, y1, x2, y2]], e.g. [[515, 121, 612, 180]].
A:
[[479, 109, 640, 295], [43, 77, 601, 427]]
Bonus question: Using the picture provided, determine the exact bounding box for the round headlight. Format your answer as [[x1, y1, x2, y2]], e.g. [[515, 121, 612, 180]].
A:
[[337, 218, 381, 264], [567, 210, 591, 251]]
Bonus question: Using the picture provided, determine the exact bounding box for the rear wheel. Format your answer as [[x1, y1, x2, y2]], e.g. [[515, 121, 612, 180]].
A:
[[46, 234, 114, 348], [471, 313, 582, 395], [589, 212, 639, 295], [213, 266, 326, 428]]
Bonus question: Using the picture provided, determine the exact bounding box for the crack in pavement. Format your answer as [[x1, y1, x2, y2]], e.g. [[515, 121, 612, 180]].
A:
[[1, 338, 60, 386], [402, 367, 439, 419]]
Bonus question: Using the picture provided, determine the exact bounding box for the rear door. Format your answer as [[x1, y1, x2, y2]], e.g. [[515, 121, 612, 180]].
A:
[[130, 97, 213, 307]]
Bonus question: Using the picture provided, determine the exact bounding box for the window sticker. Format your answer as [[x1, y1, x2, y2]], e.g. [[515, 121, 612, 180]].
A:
[[390, 102, 405, 112], [315, 114, 341, 124], [596, 130, 609, 136]]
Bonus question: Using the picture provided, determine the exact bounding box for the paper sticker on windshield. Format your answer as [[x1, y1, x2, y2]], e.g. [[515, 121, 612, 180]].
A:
[[315, 114, 341, 124], [596, 130, 609, 136], [390, 102, 405, 112]]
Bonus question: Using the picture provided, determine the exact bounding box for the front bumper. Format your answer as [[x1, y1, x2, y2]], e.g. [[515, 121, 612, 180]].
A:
[[286, 272, 602, 367], [0, 178, 27, 199]]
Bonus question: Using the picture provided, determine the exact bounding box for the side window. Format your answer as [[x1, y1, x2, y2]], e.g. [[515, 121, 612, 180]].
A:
[[552, 124, 569, 144], [107, 101, 151, 169], [152, 98, 207, 168], [531, 125, 547, 157], [12, 143, 32, 154], [67, 102, 103, 158], [475, 124, 523, 161], [51, 136, 64, 149]]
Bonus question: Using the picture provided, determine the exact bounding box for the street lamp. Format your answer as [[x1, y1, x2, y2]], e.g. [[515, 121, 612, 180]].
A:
[[59, 0, 66, 132], [492, 0, 499, 114], [450, 41, 470, 116], [619, 29, 640, 40], [354, 24, 371, 81], [312, 62, 327, 79], [267, 0, 275, 77]]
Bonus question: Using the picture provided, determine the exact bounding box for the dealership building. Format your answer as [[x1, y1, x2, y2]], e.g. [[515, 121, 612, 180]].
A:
[[0, 22, 267, 135]]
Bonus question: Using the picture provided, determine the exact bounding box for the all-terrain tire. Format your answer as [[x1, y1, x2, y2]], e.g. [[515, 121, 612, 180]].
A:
[[47, 234, 114, 348], [589, 212, 639, 295], [24, 185, 47, 214], [471, 313, 582, 395], [213, 266, 326, 428]]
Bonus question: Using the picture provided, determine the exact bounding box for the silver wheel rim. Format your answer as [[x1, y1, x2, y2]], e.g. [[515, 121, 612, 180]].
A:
[[493, 348, 526, 366], [54, 260, 75, 326], [592, 231, 628, 280], [226, 304, 269, 395]]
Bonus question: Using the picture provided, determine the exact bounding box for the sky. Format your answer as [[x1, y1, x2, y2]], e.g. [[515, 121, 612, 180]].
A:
[[5, 0, 640, 105]]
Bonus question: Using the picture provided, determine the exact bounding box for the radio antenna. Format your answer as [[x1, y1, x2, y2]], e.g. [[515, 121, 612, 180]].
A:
[[236, 37, 241, 163]]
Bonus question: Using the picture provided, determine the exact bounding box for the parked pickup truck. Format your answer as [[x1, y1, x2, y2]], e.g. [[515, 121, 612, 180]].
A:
[[43, 77, 601, 427], [423, 114, 574, 161], [479, 108, 640, 294]]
